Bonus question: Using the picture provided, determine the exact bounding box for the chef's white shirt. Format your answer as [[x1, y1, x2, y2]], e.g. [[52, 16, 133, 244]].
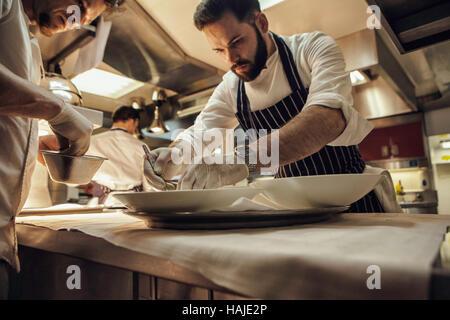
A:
[[87, 129, 152, 191], [0, 0, 41, 271], [177, 31, 373, 147]]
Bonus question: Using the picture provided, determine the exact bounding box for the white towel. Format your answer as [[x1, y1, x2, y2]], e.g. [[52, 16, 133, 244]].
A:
[[364, 165, 403, 213]]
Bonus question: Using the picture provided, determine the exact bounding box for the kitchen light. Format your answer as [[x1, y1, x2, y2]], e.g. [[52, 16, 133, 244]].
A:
[[440, 140, 450, 149], [259, 0, 285, 10], [350, 70, 369, 86], [71, 68, 144, 99], [148, 106, 168, 134]]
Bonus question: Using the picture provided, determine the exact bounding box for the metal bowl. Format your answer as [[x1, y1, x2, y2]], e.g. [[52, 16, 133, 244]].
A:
[[41, 150, 107, 185]]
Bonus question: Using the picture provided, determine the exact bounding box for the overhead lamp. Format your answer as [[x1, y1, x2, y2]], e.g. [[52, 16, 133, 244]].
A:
[[350, 70, 369, 86], [131, 97, 145, 110], [147, 89, 168, 134], [71, 68, 144, 99]]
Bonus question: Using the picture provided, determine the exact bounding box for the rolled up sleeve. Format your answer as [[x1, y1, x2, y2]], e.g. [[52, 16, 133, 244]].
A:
[[302, 32, 373, 146]]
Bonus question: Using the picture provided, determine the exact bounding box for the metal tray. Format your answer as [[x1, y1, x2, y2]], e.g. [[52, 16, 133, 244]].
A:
[[123, 206, 349, 230]]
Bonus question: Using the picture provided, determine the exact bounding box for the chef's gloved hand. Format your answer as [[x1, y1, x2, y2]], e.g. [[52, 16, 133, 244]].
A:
[[178, 163, 249, 190], [144, 147, 186, 190], [143, 156, 168, 191], [47, 102, 93, 156]]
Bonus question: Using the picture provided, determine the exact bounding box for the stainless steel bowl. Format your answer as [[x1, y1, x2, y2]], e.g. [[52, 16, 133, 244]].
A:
[[41, 150, 107, 185]]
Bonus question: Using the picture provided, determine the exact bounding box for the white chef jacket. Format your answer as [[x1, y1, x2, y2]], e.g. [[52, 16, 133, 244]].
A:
[[87, 129, 152, 192], [0, 0, 42, 271], [177, 31, 373, 148]]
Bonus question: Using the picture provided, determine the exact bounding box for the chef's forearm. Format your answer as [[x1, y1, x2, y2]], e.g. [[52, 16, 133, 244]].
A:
[[0, 64, 62, 120], [278, 105, 346, 166], [251, 106, 345, 170]]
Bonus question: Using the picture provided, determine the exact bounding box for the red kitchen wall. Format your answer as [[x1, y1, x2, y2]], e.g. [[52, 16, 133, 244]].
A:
[[359, 122, 425, 161]]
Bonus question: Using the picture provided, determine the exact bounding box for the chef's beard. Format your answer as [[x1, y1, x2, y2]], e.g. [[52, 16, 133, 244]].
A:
[[231, 25, 268, 82]]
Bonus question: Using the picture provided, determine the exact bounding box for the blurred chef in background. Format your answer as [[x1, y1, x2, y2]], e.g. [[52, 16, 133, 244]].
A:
[[86, 106, 153, 206]]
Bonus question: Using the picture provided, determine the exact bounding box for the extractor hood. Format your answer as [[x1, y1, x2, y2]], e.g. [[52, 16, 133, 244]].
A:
[[336, 29, 417, 119], [102, 0, 223, 96], [35, 0, 224, 103], [365, 0, 450, 54]]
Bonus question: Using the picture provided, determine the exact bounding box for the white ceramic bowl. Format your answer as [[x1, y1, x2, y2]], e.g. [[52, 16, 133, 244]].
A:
[[112, 187, 263, 213], [250, 174, 382, 209]]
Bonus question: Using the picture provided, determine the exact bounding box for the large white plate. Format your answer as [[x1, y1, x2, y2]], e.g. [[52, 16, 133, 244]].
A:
[[250, 174, 382, 209], [123, 206, 348, 230], [112, 187, 262, 213]]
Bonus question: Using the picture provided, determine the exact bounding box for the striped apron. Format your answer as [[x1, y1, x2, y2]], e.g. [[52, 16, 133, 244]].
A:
[[235, 33, 383, 213]]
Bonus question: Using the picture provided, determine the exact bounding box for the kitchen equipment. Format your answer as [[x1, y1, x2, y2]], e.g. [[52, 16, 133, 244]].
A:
[[41, 150, 107, 185], [40, 73, 83, 106], [250, 174, 382, 209], [112, 187, 262, 213], [122, 206, 348, 230]]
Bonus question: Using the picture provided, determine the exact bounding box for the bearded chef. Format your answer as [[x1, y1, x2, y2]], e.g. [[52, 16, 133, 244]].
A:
[[144, 0, 400, 214], [0, 0, 125, 299]]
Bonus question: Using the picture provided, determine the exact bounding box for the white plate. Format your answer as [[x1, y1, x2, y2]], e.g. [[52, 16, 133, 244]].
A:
[[250, 174, 382, 209], [112, 187, 262, 213], [123, 206, 348, 230]]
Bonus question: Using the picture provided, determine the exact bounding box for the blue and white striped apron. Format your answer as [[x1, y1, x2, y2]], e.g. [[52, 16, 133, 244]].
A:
[[235, 33, 383, 213]]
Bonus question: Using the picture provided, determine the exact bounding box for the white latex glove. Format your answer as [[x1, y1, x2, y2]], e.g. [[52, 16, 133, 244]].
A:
[[178, 163, 249, 190], [143, 158, 169, 191], [144, 147, 185, 190], [47, 102, 93, 156]]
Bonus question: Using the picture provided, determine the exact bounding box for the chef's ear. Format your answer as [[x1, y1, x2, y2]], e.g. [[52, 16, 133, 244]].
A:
[[255, 12, 269, 34]]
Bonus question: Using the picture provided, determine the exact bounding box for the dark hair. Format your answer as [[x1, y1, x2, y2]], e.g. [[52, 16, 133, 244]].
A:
[[112, 106, 140, 123], [194, 0, 261, 30]]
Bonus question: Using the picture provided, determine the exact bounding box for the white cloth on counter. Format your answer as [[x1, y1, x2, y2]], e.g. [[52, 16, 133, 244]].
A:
[[16, 212, 450, 299], [364, 165, 403, 213], [176, 31, 373, 149]]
